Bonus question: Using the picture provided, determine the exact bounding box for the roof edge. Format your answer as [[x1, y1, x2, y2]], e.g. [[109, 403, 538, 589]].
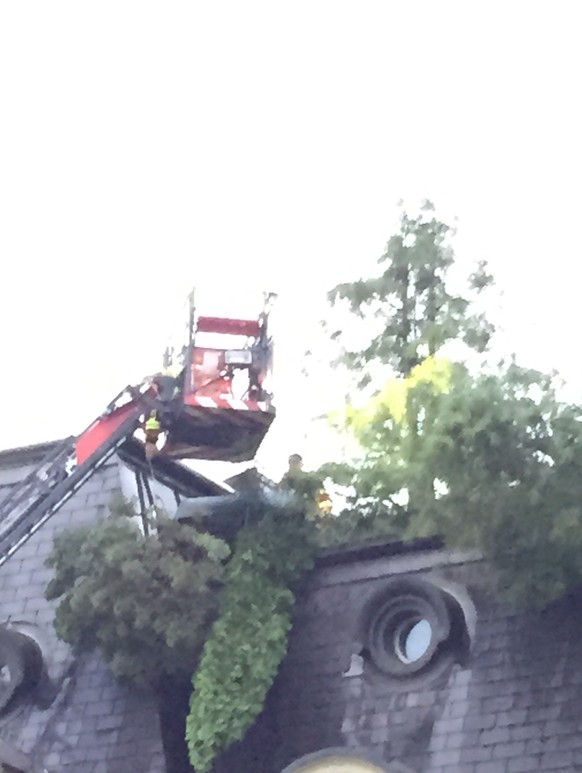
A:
[[315, 535, 444, 568], [0, 438, 71, 466]]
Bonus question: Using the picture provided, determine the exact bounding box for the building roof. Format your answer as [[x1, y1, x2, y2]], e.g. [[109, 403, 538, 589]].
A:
[[0, 438, 71, 467], [0, 436, 230, 499]]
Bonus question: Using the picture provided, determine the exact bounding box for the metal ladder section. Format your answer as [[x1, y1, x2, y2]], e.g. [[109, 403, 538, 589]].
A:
[[0, 384, 152, 568]]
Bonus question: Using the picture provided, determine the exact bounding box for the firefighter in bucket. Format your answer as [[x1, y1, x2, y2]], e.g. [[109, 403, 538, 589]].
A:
[[143, 366, 183, 459], [144, 411, 162, 460]]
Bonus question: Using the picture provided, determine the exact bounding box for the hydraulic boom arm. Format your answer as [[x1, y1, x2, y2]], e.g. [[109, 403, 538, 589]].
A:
[[0, 382, 152, 566]]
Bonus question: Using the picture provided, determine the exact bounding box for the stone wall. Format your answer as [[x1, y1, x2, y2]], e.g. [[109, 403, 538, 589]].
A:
[[4, 439, 582, 773], [0, 458, 166, 773], [216, 543, 582, 773]]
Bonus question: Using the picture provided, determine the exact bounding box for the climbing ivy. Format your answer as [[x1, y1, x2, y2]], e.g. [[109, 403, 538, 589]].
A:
[[186, 496, 316, 772]]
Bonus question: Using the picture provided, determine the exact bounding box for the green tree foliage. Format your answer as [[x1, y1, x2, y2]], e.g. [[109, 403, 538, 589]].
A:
[[328, 199, 493, 381], [319, 356, 454, 542], [418, 363, 582, 608], [321, 202, 582, 607], [45, 487, 318, 770], [186, 496, 316, 772], [45, 498, 230, 688]]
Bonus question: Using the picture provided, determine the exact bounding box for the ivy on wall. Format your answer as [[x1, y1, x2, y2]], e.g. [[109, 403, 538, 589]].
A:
[[45, 487, 319, 772], [186, 497, 317, 772]]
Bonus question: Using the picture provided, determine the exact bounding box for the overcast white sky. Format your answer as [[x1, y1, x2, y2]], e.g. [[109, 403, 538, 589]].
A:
[[1, 2, 581, 480]]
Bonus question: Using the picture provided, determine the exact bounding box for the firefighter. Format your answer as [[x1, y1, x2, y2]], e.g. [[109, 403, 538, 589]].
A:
[[279, 453, 304, 486], [153, 364, 183, 402], [287, 453, 304, 475], [144, 411, 162, 460], [280, 454, 333, 516]]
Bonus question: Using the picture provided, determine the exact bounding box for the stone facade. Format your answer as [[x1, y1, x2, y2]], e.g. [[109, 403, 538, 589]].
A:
[[2, 442, 582, 772], [214, 542, 582, 773], [0, 447, 167, 773]]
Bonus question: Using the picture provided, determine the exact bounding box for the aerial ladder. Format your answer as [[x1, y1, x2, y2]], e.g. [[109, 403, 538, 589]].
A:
[[0, 294, 276, 566]]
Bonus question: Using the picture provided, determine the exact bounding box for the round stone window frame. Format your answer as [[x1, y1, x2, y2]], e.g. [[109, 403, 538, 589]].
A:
[[0, 627, 44, 715], [355, 576, 472, 684]]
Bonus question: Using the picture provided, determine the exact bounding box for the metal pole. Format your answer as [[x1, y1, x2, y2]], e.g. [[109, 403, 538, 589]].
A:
[[185, 288, 196, 395]]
